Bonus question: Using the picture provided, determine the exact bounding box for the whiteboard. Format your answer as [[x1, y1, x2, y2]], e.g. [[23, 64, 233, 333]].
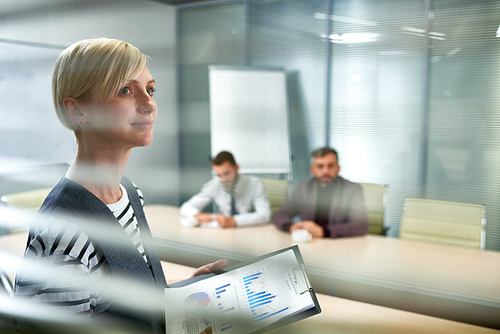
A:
[[209, 66, 290, 174]]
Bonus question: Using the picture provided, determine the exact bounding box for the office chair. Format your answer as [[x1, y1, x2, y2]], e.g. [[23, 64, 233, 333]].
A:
[[1, 188, 51, 210], [259, 178, 290, 217], [1, 188, 51, 233], [399, 198, 486, 249], [358, 183, 388, 235]]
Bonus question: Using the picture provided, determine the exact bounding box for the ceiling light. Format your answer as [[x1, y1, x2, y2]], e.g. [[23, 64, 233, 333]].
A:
[[401, 27, 446, 40], [328, 33, 378, 44], [314, 13, 378, 26], [401, 27, 426, 34]]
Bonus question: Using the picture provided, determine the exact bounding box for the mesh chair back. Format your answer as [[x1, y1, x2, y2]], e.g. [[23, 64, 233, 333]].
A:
[[358, 183, 387, 235], [1, 188, 52, 233], [1, 188, 51, 209], [400, 198, 485, 249], [260, 178, 289, 216]]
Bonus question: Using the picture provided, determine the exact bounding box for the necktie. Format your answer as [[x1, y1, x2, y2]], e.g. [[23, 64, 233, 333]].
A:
[[230, 190, 237, 216]]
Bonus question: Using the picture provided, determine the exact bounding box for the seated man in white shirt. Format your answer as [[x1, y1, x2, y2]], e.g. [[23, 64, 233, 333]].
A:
[[180, 151, 271, 227]]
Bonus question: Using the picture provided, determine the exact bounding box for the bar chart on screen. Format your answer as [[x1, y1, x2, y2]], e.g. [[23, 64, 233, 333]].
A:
[[165, 247, 319, 334], [214, 283, 239, 332], [244, 272, 289, 323], [210, 264, 295, 333]]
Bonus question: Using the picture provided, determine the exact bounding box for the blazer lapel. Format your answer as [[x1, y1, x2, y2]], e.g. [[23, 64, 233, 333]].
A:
[[302, 179, 319, 221], [122, 177, 167, 289], [56, 178, 157, 286], [328, 177, 345, 224]]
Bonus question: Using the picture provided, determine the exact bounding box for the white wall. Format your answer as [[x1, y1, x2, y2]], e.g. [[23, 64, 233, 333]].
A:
[[0, 0, 179, 204]]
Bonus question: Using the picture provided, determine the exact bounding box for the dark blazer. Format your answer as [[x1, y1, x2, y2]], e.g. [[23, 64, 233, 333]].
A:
[[274, 176, 368, 238], [25, 177, 167, 333]]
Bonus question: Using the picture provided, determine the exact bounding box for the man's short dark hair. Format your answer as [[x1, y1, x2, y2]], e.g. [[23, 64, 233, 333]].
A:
[[212, 151, 237, 166], [310, 147, 338, 162]]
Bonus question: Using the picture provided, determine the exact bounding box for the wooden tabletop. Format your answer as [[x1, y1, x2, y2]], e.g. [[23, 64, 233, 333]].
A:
[[144, 205, 500, 329], [1, 218, 499, 333], [268, 293, 500, 334], [160, 262, 500, 334]]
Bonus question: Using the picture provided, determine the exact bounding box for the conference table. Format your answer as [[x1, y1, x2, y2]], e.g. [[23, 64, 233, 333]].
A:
[[1, 231, 498, 334], [145, 205, 500, 329]]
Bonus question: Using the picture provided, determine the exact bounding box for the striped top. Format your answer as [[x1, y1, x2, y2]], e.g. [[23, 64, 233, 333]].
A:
[[15, 181, 148, 319], [108, 184, 151, 269]]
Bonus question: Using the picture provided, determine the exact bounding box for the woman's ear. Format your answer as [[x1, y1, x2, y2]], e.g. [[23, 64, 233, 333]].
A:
[[63, 97, 87, 126]]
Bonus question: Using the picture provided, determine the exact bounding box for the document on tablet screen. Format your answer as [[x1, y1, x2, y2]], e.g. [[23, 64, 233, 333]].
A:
[[164, 247, 320, 334]]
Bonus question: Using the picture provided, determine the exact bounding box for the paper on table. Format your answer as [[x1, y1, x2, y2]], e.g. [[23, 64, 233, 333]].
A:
[[164, 249, 314, 334], [180, 218, 222, 229], [199, 221, 222, 229]]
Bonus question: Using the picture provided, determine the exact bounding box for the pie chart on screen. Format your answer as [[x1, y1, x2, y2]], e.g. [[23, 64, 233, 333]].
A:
[[184, 292, 211, 308]]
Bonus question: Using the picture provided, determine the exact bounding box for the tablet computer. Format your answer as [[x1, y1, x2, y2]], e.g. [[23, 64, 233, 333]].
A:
[[165, 245, 321, 334]]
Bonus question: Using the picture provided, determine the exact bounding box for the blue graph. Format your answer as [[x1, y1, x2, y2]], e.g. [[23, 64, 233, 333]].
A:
[[214, 283, 236, 331], [243, 272, 289, 322]]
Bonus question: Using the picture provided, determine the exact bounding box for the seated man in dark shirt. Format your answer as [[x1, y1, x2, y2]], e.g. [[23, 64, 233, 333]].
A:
[[274, 147, 368, 238]]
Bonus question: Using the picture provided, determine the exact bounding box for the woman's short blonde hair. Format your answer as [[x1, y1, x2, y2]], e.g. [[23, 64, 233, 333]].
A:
[[52, 38, 148, 132]]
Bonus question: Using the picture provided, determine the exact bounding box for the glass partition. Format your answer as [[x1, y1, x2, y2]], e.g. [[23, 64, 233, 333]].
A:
[[178, 0, 500, 250]]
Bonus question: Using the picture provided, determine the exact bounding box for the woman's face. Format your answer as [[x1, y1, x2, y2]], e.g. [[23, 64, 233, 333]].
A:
[[82, 66, 157, 149]]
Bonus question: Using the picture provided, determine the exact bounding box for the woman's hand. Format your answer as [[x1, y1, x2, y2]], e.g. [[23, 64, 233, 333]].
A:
[[191, 259, 228, 278]]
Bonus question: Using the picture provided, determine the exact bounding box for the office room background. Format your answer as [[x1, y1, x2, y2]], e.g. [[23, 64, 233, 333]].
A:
[[0, 0, 499, 251]]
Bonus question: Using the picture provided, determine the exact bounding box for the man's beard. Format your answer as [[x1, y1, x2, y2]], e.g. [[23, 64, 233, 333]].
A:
[[318, 175, 334, 185]]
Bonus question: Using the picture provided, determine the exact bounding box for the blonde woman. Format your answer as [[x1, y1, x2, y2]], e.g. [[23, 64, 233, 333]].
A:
[[14, 38, 218, 334]]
